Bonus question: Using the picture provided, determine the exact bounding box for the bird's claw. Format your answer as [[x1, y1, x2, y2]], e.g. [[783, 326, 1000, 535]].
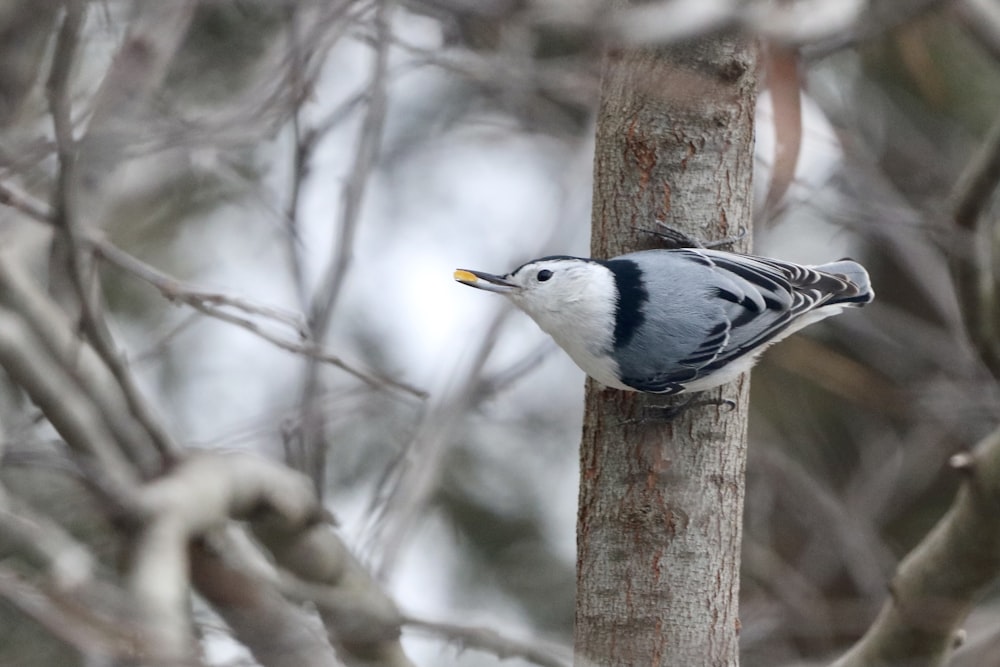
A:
[[619, 394, 738, 424], [643, 221, 748, 250]]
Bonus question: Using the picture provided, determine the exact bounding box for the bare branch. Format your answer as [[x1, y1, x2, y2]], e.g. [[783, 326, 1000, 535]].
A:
[[760, 43, 803, 217], [44, 0, 82, 210], [307, 1, 392, 335], [0, 485, 95, 590], [0, 567, 141, 661], [391, 37, 599, 110], [0, 307, 138, 488], [297, 0, 395, 494], [276, 1, 370, 311], [251, 512, 415, 666], [949, 113, 1000, 378], [269, 568, 406, 642], [283, 5, 311, 312], [92, 238, 426, 399], [469, 341, 554, 400], [131, 311, 202, 364], [93, 238, 308, 337], [0, 252, 161, 476], [405, 616, 572, 667], [129, 451, 323, 661], [0, 179, 53, 223], [955, 0, 1000, 63], [154, 458, 414, 667], [831, 425, 1000, 667], [191, 541, 341, 667], [75, 1, 197, 200], [0, 180, 426, 399], [44, 0, 88, 314], [365, 307, 511, 578], [44, 0, 180, 465], [203, 523, 569, 667]]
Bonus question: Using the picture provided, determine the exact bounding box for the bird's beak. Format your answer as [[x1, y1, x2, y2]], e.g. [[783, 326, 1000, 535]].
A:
[[454, 269, 517, 294]]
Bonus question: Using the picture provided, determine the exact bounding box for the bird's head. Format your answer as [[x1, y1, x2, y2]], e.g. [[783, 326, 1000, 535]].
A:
[[453, 255, 627, 389], [454, 256, 618, 319]]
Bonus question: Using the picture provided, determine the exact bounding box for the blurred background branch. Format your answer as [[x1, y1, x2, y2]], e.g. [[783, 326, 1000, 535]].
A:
[[0, 0, 999, 665], [833, 426, 1000, 667]]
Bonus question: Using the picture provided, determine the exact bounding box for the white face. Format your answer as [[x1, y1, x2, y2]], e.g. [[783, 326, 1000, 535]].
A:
[[455, 257, 614, 318], [503, 258, 612, 317], [454, 257, 628, 389]]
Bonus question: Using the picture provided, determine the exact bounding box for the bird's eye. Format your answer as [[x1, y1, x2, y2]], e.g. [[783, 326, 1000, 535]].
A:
[[537, 269, 553, 282]]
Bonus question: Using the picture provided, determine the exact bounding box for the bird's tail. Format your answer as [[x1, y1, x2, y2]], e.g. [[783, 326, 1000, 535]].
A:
[[815, 259, 874, 305]]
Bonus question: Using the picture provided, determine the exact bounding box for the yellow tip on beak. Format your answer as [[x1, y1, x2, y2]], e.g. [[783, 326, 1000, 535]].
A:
[[454, 267, 515, 293]]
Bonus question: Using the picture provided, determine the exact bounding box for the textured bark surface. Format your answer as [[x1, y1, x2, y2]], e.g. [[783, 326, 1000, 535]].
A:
[[576, 34, 757, 667]]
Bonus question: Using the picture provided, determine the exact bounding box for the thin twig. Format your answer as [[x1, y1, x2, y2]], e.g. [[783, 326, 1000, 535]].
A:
[[0, 254, 166, 480], [0, 179, 53, 222], [308, 1, 392, 336], [283, 4, 310, 312], [76, 1, 197, 193], [0, 485, 95, 590], [45, 0, 179, 465], [93, 238, 308, 335], [365, 306, 511, 578], [297, 0, 395, 495], [0, 567, 142, 661], [390, 35, 599, 109], [92, 239, 426, 399], [131, 311, 203, 364], [949, 112, 1000, 378], [0, 181, 426, 400], [119, 0, 362, 164], [45, 1, 82, 216], [187, 298, 425, 398], [0, 308, 137, 489], [405, 616, 572, 667], [470, 341, 554, 400], [952, 115, 1000, 233]]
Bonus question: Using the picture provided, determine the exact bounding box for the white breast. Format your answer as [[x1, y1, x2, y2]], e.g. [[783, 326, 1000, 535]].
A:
[[510, 262, 635, 391]]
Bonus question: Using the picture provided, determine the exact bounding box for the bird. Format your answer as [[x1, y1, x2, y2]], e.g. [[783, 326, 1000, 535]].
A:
[[454, 248, 873, 395]]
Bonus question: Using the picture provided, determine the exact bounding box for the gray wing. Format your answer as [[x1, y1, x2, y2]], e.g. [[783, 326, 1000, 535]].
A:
[[614, 249, 866, 393]]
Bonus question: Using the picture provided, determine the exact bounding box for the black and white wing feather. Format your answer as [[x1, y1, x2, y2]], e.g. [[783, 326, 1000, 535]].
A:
[[613, 248, 872, 394]]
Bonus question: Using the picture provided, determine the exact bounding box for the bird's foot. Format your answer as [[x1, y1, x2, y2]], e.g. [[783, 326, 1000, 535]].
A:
[[643, 221, 748, 250], [639, 395, 737, 423]]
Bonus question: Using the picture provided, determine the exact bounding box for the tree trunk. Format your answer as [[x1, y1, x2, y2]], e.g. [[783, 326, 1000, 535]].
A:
[[575, 33, 758, 667]]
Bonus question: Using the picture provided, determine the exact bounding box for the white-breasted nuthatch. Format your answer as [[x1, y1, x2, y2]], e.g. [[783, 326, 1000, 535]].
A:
[[454, 248, 873, 394]]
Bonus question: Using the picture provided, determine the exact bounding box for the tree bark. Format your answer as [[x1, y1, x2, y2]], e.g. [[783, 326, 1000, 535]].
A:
[[576, 33, 758, 667]]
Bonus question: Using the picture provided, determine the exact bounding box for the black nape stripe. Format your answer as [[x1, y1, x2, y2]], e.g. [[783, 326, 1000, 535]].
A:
[[603, 259, 648, 350]]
